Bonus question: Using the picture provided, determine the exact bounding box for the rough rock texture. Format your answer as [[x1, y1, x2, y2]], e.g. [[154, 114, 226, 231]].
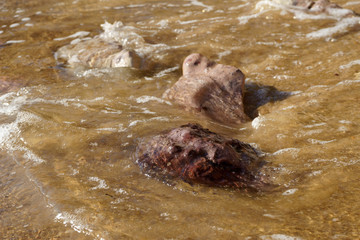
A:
[[163, 53, 248, 124], [136, 123, 266, 189], [56, 37, 144, 69], [292, 0, 358, 16]]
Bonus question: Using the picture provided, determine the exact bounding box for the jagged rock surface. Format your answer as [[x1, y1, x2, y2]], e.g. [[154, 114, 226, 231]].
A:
[[163, 53, 248, 124], [136, 123, 266, 189]]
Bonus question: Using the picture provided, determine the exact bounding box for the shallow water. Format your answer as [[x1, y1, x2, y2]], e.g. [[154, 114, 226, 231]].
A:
[[1, 0, 360, 239]]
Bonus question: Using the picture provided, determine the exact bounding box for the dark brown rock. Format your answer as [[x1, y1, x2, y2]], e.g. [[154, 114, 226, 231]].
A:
[[163, 53, 249, 124], [136, 123, 266, 189]]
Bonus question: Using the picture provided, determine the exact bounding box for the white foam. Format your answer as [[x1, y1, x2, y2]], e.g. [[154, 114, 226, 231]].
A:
[[309, 170, 323, 176], [304, 123, 326, 128], [257, 41, 282, 47], [238, 10, 269, 24], [178, 19, 198, 25], [339, 120, 352, 124], [0, 110, 45, 164], [307, 85, 328, 90], [6, 40, 25, 44], [251, 115, 266, 129], [180, 16, 226, 25], [306, 17, 360, 39], [260, 234, 303, 240], [144, 66, 179, 81], [312, 157, 360, 166], [263, 213, 278, 219], [26, 97, 90, 111], [292, 10, 335, 20], [128, 120, 144, 127], [132, 95, 171, 105], [0, 92, 26, 115], [23, 149, 45, 164], [9, 23, 20, 28], [256, 0, 303, 18], [335, 79, 360, 86], [0, 121, 18, 149], [100, 21, 139, 43], [339, 59, 360, 69], [95, 126, 126, 133], [128, 116, 169, 127], [281, 105, 297, 110], [344, 1, 360, 7], [217, 50, 232, 60], [55, 211, 94, 235], [77, 68, 113, 78], [141, 108, 156, 114], [326, 7, 355, 18], [54, 31, 90, 41], [70, 37, 91, 45], [273, 74, 295, 80], [258, 0, 346, 20], [99, 21, 169, 60], [114, 188, 128, 195], [68, 54, 81, 64], [188, 0, 214, 11], [270, 0, 292, 5], [272, 148, 300, 157], [113, 4, 145, 10], [156, 19, 168, 28], [256, 0, 282, 11], [88, 177, 109, 190], [100, 108, 123, 115], [228, 2, 250, 11], [282, 188, 298, 195], [307, 138, 336, 144], [295, 129, 323, 137], [210, 225, 233, 233]]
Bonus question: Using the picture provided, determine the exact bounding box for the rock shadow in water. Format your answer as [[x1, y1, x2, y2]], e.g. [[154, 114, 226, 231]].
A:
[[244, 82, 292, 119]]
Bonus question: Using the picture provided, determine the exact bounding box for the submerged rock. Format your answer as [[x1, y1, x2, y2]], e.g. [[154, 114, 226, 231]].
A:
[[292, 0, 358, 16], [163, 53, 248, 124], [0, 76, 25, 94], [136, 123, 267, 189], [56, 37, 144, 69]]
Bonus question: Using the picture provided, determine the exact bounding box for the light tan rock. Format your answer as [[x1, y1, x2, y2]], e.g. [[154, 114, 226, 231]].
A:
[[163, 53, 248, 124], [56, 37, 144, 69]]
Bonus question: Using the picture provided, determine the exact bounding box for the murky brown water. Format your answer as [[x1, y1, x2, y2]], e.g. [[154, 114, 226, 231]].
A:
[[1, 0, 360, 239]]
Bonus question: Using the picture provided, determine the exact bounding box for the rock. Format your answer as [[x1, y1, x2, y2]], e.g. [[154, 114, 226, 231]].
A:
[[136, 123, 267, 189], [163, 53, 249, 124], [292, 0, 315, 9], [292, 0, 358, 16], [0, 76, 24, 94], [293, 0, 338, 10], [56, 37, 144, 69]]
